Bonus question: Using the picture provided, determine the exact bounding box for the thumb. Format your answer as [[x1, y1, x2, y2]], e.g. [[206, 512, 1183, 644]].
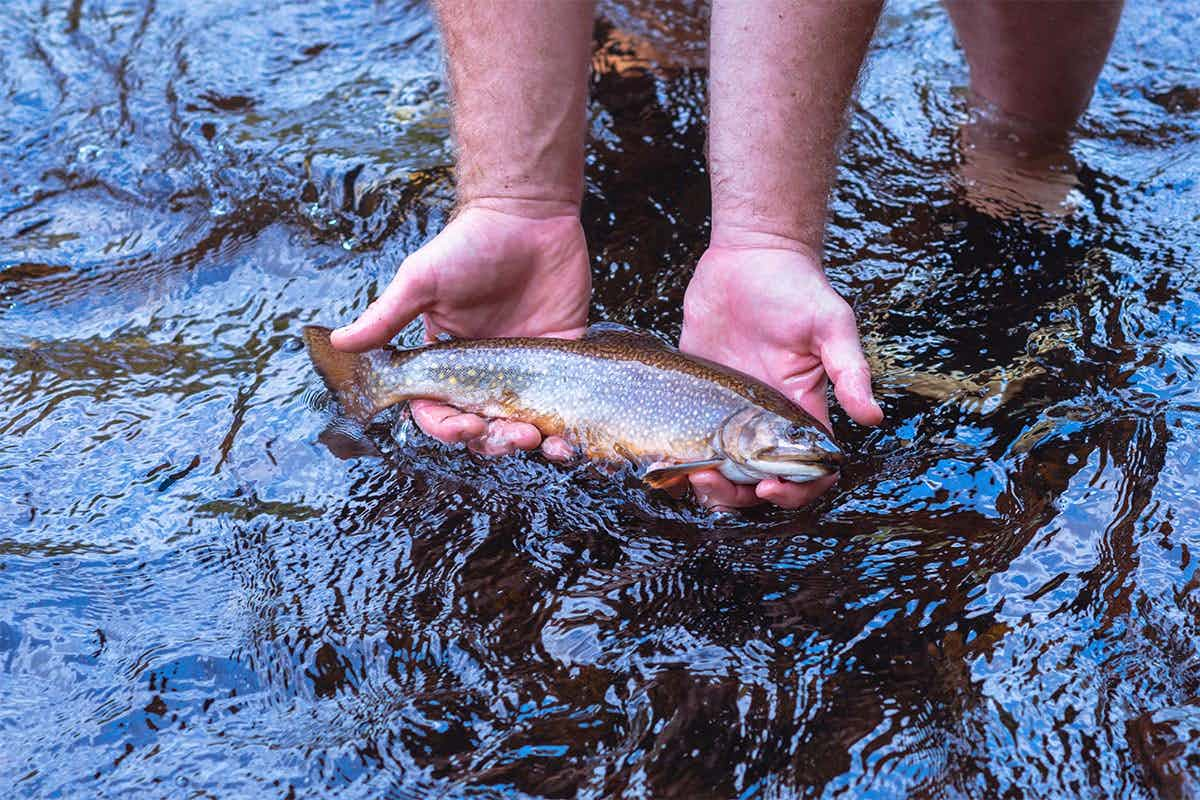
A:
[[329, 255, 434, 352], [819, 310, 884, 426]]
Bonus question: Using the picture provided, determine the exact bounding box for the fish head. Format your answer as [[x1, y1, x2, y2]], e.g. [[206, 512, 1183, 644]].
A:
[[717, 408, 846, 483]]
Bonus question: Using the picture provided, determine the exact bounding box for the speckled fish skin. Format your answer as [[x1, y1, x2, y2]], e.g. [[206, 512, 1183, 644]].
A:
[[302, 325, 845, 485]]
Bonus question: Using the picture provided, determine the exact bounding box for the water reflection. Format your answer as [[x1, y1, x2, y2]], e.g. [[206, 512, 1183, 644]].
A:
[[2, 0, 1200, 797]]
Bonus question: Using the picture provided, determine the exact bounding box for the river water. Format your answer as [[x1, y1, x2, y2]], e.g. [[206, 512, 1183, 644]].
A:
[[3, 1, 1200, 797]]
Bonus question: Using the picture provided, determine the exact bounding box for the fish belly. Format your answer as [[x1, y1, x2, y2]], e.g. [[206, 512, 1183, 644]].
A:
[[718, 461, 761, 484]]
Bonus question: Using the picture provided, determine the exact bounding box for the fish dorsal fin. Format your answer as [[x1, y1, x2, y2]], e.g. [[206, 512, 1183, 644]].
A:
[[642, 458, 725, 490], [583, 323, 671, 349]]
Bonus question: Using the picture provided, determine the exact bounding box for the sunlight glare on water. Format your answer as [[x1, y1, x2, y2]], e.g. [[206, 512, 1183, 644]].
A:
[[2, 0, 1200, 797]]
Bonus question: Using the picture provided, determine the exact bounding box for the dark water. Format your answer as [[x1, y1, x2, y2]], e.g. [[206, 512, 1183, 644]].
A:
[[3, 1, 1200, 797]]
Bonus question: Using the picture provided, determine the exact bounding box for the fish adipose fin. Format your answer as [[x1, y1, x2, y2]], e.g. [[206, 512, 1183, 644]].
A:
[[303, 325, 403, 423], [642, 458, 725, 489]]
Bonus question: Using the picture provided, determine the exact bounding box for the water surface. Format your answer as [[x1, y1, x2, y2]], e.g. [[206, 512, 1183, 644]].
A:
[[3, 1, 1200, 797]]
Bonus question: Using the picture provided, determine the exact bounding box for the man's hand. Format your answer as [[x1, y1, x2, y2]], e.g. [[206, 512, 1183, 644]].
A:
[[697, 0, 884, 510], [679, 241, 883, 510], [330, 202, 590, 458], [329, 0, 594, 458]]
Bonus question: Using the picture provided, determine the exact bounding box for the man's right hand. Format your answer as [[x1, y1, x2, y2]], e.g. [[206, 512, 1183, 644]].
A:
[[329, 200, 590, 459]]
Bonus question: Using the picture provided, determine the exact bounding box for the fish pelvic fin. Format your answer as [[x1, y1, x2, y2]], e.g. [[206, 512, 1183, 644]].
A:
[[302, 325, 407, 423], [642, 458, 725, 490]]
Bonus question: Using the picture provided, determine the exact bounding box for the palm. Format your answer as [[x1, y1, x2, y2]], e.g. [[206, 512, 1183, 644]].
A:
[[681, 251, 833, 425], [679, 246, 881, 508], [331, 205, 590, 456]]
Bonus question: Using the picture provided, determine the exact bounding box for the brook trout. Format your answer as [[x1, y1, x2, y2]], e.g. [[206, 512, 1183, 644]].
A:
[[303, 325, 844, 488]]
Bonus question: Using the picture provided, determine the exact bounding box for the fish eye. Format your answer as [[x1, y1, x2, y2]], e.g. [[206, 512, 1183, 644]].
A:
[[785, 423, 807, 442]]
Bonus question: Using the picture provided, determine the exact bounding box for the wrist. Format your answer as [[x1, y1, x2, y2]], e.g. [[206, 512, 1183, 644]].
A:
[[456, 195, 581, 222], [455, 161, 584, 219], [707, 223, 824, 266], [454, 127, 585, 218]]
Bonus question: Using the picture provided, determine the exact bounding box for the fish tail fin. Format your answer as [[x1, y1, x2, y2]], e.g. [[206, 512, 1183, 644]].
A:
[[302, 325, 412, 422]]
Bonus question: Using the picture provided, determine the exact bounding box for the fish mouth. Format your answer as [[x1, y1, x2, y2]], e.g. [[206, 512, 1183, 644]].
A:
[[752, 447, 846, 471]]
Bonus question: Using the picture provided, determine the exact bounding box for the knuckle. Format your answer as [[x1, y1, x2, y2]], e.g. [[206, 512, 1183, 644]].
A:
[[832, 302, 856, 326]]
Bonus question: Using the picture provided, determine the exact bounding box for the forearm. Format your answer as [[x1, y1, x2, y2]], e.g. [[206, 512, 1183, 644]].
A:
[[435, 0, 594, 215], [707, 0, 882, 253]]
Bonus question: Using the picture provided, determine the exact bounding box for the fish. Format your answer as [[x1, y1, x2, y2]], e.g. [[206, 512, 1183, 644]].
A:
[[302, 325, 845, 489]]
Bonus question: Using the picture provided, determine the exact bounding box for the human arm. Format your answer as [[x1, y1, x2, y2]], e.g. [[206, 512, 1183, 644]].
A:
[[330, 0, 595, 456], [681, 0, 885, 509]]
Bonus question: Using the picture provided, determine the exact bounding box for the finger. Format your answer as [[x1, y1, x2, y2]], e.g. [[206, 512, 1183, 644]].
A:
[[330, 255, 434, 352], [689, 470, 760, 509], [818, 310, 884, 426], [540, 436, 576, 463], [829, 364, 882, 426], [410, 399, 487, 443], [784, 368, 832, 430], [466, 419, 543, 456], [755, 474, 838, 509]]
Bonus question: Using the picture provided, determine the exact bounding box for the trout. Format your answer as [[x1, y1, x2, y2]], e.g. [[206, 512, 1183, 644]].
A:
[[303, 325, 844, 488]]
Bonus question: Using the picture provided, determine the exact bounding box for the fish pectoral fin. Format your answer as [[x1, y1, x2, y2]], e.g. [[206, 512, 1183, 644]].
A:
[[642, 459, 725, 490]]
